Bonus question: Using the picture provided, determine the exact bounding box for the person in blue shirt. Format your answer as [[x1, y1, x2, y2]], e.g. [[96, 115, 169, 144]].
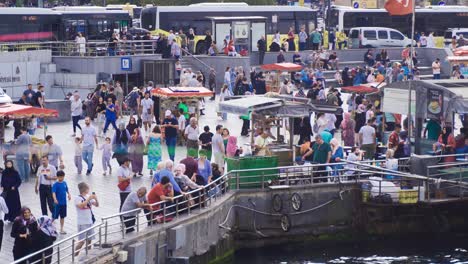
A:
[[153, 160, 182, 195], [103, 97, 118, 135], [52, 170, 71, 235], [195, 154, 212, 185]]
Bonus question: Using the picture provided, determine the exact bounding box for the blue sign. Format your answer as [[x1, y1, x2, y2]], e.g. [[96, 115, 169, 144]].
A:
[[121, 57, 132, 71], [353, 2, 359, 8], [438, 1, 445, 5]]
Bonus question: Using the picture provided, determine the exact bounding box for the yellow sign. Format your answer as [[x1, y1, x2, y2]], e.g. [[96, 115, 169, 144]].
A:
[[299, 0, 304, 6], [353, 0, 377, 9]]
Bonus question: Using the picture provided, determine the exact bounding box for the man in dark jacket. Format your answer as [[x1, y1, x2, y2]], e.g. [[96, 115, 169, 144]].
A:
[[257, 35, 266, 65]]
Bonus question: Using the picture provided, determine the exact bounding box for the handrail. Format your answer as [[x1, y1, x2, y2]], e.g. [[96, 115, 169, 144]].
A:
[[180, 47, 213, 72], [13, 154, 465, 263], [11, 223, 103, 264]]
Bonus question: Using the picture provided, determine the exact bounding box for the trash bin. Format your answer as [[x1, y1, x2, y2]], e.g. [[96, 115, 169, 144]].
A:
[[227, 156, 279, 189]]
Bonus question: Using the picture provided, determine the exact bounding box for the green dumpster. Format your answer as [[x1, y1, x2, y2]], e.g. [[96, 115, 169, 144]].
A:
[[227, 156, 279, 189]]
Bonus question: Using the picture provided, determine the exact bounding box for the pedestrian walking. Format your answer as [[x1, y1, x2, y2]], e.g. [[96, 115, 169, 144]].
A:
[[147, 126, 162, 175], [185, 117, 200, 158], [340, 112, 356, 147], [128, 128, 145, 177], [117, 158, 132, 210], [103, 97, 118, 136], [70, 92, 82, 137], [112, 122, 131, 166], [81, 117, 98, 175], [15, 127, 31, 182], [257, 35, 266, 65], [74, 182, 99, 256], [35, 156, 57, 216], [74, 137, 83, 174], [41, 135, 64, 170], [208, 68, 216, 100], [219, 84, 231, 120], [212, 125, 225, 169], [1, 160, 21, 222], [95, 97, 106, 137], [162, 110, 178, 161], [141, 92, 154, 133], [126, 116, 138, 136], [99, 137, 112, 175], [0, 193, 7, 251], [199, 125, 213, 161], [31, 216, 57, 264], [52, 170, 70, 235], [11, 207, 37, 263]]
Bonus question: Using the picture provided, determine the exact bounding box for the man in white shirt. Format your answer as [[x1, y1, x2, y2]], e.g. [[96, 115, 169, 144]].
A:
[[35, 156, 57, 216], [81, 117, 98, 175], [140, 92, 154, 133], [167, 30, 176, 45], [75, 182, 99, 256], [255, 130, 270, 156], [120, 187, 150, 233], [70, 92, 82, 137], [359, 119, 376, 160], [212, 125, 225, 168], [117, 158, 132, 210], [184, 117, 200, 158], [432, 58, 441, 79]]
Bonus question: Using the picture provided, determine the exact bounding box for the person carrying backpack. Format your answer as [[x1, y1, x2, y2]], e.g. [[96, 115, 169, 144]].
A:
[[125, 87, 141, 121]]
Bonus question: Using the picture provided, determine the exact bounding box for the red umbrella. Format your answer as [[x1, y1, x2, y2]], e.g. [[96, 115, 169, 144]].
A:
[[341, 85, 379, 94], [260, 63, 303, 71]]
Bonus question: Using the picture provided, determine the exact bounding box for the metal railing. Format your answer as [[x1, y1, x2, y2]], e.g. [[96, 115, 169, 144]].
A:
[[12, 154, 465, 263], [0, 40, 164, 57], [180, 47, 212, 71]]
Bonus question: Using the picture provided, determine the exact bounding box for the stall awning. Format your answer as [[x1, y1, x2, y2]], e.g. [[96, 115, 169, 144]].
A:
[[341, 83, 384, 94], [152, 87, 214, 98], [447, 56, 468, 62], [219, 96, 343, 116], [0, 104, 58, 119], [260, 63, 303, 72], [219, 96, 282, 115]]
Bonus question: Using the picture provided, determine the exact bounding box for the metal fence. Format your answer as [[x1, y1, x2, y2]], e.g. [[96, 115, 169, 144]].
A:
[[11, 154, 467, 263], [0, 40, 162, 57]]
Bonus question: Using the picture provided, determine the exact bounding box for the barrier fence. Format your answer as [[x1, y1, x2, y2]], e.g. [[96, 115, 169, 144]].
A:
[[11, 154, 468, 263]]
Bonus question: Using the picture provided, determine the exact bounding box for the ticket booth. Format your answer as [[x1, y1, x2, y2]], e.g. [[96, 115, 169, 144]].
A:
[[208, 16, 267, 54]]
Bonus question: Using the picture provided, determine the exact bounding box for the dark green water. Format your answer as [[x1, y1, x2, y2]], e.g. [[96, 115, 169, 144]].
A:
[[231, 238, 468, 264]]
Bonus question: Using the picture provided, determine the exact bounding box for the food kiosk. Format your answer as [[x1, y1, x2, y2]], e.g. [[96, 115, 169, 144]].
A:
[[219, 95, 343, 188], [260, 63, 303, 93], [151, 87, 214, 121]]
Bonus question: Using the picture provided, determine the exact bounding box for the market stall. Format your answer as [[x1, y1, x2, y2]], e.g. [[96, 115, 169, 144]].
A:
[[151, 87, 214, 121], [220, 95, 343, 170], [260, 63, 303, 93], [0, 104, 59, 142], [381, 80, 468, 155]]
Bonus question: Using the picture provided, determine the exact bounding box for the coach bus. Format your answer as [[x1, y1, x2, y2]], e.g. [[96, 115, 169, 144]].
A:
[[329, 5, 468, 36], [0, 7, 132, 43], [141, 2, 318, 53]]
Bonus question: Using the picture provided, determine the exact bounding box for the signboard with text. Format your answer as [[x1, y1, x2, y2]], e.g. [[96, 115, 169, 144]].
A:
[[426, 88, 443, 120], [0, 61, 40, 88]]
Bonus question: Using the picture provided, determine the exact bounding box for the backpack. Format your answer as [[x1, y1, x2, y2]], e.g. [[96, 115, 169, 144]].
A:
[[125, 91, 139, 108]]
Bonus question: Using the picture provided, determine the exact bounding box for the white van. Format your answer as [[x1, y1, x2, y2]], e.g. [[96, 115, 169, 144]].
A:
[[349, 27, 415, 49], [444, 28, 468, 47]]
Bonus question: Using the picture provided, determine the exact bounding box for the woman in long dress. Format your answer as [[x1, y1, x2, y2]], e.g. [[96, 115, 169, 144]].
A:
[[31, 216, 57, 264], [340, 112, 356, 147], [128, 128, 145, 177], [147, 126, 162, 175], [11, 207, 38, 263], [1, 160, 22, 222]]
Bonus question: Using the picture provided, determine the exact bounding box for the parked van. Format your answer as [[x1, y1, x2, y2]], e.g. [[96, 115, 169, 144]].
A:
[[349, 27, 415, 49], [444, 28, 468, 47]]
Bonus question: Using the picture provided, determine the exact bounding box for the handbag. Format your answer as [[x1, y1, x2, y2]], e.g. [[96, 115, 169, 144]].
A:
[[117, 180, 130, 191]]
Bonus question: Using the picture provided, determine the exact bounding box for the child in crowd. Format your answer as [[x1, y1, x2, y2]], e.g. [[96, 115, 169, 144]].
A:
[[334, 70, 343, 86], [52, 170, 71, 234], [74, 137, 83, 174], [100, 137, 112, 175]]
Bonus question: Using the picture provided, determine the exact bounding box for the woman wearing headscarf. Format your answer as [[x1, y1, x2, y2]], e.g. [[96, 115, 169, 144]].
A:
[[112, 122, 131, 166], [128, 128, 145, 177], [340, 112, 356, 147], [126, 116, 139, 135], [330, 138, 344, 177], [1, 160, 22, 222], [226, 136, 238, 158], [434, 126, 456, 162], [341, 67, 353, 87], [11, 207, 38, 262], [31, 215, 57, 264]]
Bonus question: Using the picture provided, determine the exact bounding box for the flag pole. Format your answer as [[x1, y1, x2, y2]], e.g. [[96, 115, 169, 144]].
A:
[[407, 0, 416, 153]]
